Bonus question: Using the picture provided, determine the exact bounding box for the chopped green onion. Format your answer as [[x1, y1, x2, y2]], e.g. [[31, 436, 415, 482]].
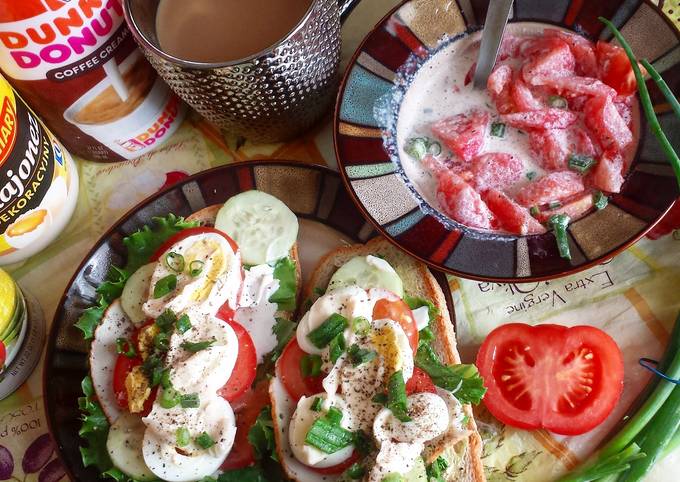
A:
[[165, 252, 185, 273], [175, 314, 192, 334], [428, 140, 442, 156], [329, 333, 346, 363], [180, 393, 200, 408], [529, 206, 540, 218], [594, 191, 609, 210], [305, 417, 354, 454], [160, 368, 172, 389], [549, 214, 571, 260], [153, 274, 177, 298], [404, 137, 428, 161], [346, 463, 366, 479], [491, 122, 506, 138], [568, 153, 596, 173], [300, 354, 322, 377], [548, 200, 562, 210], [176, 427, 190, 447], [307, 313, 348, 349], [326, 406, 343, 425], [348, 344, 377, 367], [548, 95, 568, 109], [189, 260, 205, 277], [181, 338, 216, 353], [160, 387, 179, 409], [155, 309, 177, 331], [311, 397, 323, 412], [387, 370, 411, 422], [153, 331, 170, 352], [351, 316, 370, 336], [195, 432, 216, 449], [526, 171, 537, 181], [115, 338, 136, 358], [382, 474, 405, 482]]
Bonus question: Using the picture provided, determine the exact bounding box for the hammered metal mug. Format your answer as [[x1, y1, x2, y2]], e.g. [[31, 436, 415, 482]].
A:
[[123, 0, 361, 142]]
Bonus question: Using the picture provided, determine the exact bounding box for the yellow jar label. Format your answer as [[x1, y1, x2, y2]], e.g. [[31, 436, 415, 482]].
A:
[[0, 268, 16, 328]]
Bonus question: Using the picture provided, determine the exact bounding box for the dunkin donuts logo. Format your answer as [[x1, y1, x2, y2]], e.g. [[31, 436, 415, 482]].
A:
[[0, 0, 126, 81], [0, 97, 17, 167]]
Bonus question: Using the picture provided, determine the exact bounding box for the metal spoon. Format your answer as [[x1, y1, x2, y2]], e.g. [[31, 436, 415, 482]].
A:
[[472, 0, 515, 89]]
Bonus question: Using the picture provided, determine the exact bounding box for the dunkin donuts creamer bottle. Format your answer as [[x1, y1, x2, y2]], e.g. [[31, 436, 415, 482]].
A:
[[0, 0, 186, 162], [0, 73, 78, 265]]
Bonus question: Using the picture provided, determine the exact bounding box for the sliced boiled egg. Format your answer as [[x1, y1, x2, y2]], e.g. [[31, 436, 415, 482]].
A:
[[373, 392, 449, 445], [289, 394, 356, 469], [143, 233, 242, 318], [370, 318, 414, 382]]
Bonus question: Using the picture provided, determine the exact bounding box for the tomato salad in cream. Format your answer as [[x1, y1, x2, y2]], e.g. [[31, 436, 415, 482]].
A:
[[396, 23, 641, 235], [83, 191, 300, 482]]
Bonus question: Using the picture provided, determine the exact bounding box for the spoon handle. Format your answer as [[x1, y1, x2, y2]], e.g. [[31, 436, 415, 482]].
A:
[[473, 0, 514, 89]]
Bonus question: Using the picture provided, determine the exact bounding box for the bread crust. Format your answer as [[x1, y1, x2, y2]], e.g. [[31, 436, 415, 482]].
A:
[[291, 237, 485, 482]]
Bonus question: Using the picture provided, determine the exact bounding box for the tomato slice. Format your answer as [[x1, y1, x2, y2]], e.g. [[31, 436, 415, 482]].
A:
[[221, 381, 270, 470], [596, 41, 638, 97], [150, 226, 240, 261], [218, 320, 257, 402], [476, 323, 624, 435], [277, 339, 325, 401], [372, 297, 419, 353], [406, 367, 436, 394], [310, 452, 360, 475]]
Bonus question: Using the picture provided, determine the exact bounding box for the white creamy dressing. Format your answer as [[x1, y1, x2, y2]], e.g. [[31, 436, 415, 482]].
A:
[[290, 283, 463, 477], [396, 23, 562, 208], [142, 233, 242, 319], [411, 306, 430, 331], [234, 263, 280, 363]]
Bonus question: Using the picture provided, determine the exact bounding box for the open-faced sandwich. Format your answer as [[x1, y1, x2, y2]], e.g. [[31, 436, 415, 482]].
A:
[[78, 190, 301, 482], [270, 238, 486, 482]]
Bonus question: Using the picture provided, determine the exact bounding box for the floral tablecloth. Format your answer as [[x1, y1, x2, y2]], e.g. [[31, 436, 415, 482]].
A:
[[3, 0, 680, 480]]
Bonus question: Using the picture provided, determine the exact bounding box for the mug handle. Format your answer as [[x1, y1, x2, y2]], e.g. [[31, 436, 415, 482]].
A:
[[338, 0, 362, 22]]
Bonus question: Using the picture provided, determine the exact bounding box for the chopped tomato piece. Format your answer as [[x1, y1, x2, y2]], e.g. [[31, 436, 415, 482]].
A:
[[487, 64, 513, 97], [584, 95, 633, 151], [588, 149, 625, 193], [542, 76, 617, 99], [596, 41, 639, 96], [529, 129, 569, 170], [471, 153, 523, 191], [614, 96, 633, 128], [571, 126, 600, 158], [501, 108, 577, 130], [515, 171, 585, 207], [483, 189, 546, 235], [521, 37, 575, 85], [511, 79, 543, 111], [435, 170, 496, 229], [476, 323, 624, 435], [543, 29, 598, 77], [535, 193, 595, 223], [431, 110, 489, 162], [406, 367, 437, 394], [498, 34, 523, 60]]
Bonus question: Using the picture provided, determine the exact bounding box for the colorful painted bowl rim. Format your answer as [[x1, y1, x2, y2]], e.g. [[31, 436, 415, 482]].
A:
[[333, 0, 680, 283]]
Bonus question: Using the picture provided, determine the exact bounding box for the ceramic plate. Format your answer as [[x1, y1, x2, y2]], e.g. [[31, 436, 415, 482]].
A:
[[334, 0, 680, 282], [42, 161, 453, 480]]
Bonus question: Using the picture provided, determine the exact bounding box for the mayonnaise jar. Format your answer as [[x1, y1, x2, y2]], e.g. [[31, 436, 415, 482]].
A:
[[0, 73, 78, 265]]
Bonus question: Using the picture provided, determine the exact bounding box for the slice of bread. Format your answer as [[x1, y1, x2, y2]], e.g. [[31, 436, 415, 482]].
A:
[[272, 237, 484, 482], [186, 204, 302, 323]]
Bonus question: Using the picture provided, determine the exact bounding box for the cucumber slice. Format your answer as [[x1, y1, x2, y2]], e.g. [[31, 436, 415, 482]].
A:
[[328, 255, 404, 298], [121, 263, 156, 326], [107, 412, 155, 481], [215, 190, 298, 266]]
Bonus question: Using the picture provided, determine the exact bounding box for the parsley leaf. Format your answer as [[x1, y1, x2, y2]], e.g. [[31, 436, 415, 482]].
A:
[[415, 343, 487, 405], [255, 317, 296, 383], [248, 406, 277, 461], [74, 215, 197, 340], [268, 257, 297, 312]]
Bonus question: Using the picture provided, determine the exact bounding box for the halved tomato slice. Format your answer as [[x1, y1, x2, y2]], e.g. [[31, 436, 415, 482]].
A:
[[277, 338, 325, 401], [150, 226, 240, 261], [218, 320, 257, 402], [476, 323, 624, 435]]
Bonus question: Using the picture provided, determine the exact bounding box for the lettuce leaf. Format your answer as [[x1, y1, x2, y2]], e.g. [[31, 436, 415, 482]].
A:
[[268, 257, 297, 312], [404, 295, 440, 323], [77, 376, 112, 472], [75, 214, 197, 340]]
